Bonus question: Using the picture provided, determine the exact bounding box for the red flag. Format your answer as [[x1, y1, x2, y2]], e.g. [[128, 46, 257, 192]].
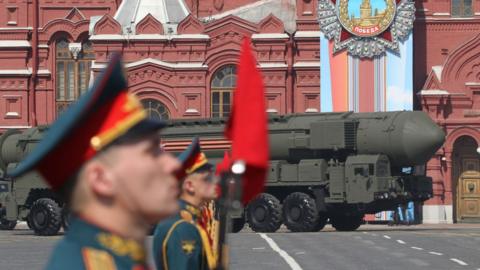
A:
[[225, 37, 269, 204], [215, 151, 231, 176]]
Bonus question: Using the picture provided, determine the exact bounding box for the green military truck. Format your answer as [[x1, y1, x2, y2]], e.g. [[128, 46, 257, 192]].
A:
[[160, 111, 444, 233], [0, 127, 68, 235], [0, 111, 444, 235]]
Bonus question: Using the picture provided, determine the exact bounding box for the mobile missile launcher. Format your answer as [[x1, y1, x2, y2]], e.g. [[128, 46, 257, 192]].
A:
[[161, 111, 445, 232], [0, 111, 444, 235], [0, 127, 67, 235]]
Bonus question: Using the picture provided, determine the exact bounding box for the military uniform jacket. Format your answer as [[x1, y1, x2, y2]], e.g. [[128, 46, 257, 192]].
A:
[[153, 200, 216, 270], [45, 217, 149, 270]]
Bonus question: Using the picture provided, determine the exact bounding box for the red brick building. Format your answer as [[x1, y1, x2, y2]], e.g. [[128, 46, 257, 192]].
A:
[[416, 0, 480, 223], [0, 0, 320, 129]]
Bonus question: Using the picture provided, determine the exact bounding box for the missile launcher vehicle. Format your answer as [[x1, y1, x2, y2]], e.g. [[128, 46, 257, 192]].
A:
[[0, 111, 445, 235]]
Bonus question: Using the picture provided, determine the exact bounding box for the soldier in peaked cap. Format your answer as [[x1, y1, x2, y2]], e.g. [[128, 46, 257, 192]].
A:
[[10, 54, 181, 270], [153, 138, 219, 270]]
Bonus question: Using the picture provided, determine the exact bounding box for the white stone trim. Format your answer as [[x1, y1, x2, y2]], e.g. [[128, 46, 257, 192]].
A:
[[5, 112, 19, 117], [418, 89, 450, 96], [433, 12, 450, 16], [251, 33, 289, 39], [38, 44, 49, 48], [173, 34, 210, 40], [465, 82, 480, 86], [0, 27, 33, 30], [91, 62, 106, 69], [258, 62, 288, 68], [432, 65, 443, 82], [185, 109, 199, 113], [0, 126, 32, 129], [294, 61, 320, 68], [266, 108, 278, 113], [90, 34, 209, 41], [422, 204, 453, 224], [294, 31, 321, 38], [92, 58, 208, 70], [69, 43, 82, 60], [0, 69, 31, 75], [305, 108, 319, 113], [38, 69, 51, 75], [0, 40, 31, 48]]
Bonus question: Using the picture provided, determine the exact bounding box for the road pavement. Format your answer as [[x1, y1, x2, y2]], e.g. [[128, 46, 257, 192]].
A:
[[1, 223, 480, 270]]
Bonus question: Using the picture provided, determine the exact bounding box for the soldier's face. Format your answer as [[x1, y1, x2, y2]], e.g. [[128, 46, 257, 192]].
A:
[[107, 135, 180, 223], [189, 171, 218, 202]]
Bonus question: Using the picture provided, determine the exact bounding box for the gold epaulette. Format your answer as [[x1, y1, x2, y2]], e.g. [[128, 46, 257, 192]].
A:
[[82, 247, 117, 270]]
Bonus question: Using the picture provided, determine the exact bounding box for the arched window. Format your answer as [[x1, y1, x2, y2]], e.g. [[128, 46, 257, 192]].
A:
[[55, 39, 95, 116], [211, 65, 237, 118], [452, 0, 472, 17], [141, 99, 170, 120]]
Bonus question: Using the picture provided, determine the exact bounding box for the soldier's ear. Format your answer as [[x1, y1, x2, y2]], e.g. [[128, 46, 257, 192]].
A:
[[183, 178, 196, 194], [84, 160, 116, 198]]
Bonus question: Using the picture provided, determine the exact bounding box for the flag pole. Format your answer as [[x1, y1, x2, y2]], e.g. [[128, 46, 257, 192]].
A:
[[215, 161, 245, 270]]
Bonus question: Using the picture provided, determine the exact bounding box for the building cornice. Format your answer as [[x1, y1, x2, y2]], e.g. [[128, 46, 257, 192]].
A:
[[294, 31, 321, 39], [90, 34, 210, 41], [92, 58, 208, 70], [252, 33, 289, 40], [0, 40, 31, 48]]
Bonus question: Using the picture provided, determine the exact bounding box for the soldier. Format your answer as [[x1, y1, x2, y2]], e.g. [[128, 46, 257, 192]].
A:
[[153, 139, 219, 270], [10, 54, 180, 270]]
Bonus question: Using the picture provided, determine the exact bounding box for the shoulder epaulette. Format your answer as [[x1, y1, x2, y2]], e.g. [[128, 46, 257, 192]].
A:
[[82, 247, 117, 270]]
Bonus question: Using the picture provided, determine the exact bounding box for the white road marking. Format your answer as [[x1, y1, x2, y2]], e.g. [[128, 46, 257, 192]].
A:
[[396, 240, 406, 244], [259, 233, 303, 270], [252, 247, 265, 250], [411, 247, 424, 250], [428, 252, 443, 256], [295, 252, 306, 255], [383, 235, 391, 239], [362, 232, 368, 234], [450, 258, 468, 266]]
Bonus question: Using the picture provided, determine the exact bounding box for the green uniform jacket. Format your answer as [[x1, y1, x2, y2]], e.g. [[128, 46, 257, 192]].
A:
[[152, 200, 215, 270], [45, 217, 149, 270]]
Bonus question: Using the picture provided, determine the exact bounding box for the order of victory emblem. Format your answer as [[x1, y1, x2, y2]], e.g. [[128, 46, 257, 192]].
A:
[[318, 0, 415, 58]]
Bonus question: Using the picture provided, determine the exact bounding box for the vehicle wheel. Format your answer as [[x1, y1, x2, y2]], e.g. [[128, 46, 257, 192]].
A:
[[26, 215, 33, 229], [282, 192, 319, 232], [29, 198, 62, 236], [61, 207, 71, 231], [0, 218, 17, 230], [246, 193, 282, 233], [231, 216, 245, 233], [331, 214, 363, 231]]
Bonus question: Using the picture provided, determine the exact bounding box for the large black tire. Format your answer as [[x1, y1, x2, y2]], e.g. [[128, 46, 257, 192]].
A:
[[331, 214, 363, 231], [0, 218, 17, 230], [246, 193, 282, 233], [0, 208, 16, 230], [231, 217, 245, 233], [29, 198, 62, 236], [61, 207, 71, 231], [282, 192, 319, 232]]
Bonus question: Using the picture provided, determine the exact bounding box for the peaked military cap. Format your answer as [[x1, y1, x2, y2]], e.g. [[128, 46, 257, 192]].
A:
[[175, 137, 213, 180], [10, 53, 166, 191]]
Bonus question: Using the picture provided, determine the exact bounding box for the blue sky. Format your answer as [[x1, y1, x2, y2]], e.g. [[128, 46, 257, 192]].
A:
[[386, 33, 413, 111]]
